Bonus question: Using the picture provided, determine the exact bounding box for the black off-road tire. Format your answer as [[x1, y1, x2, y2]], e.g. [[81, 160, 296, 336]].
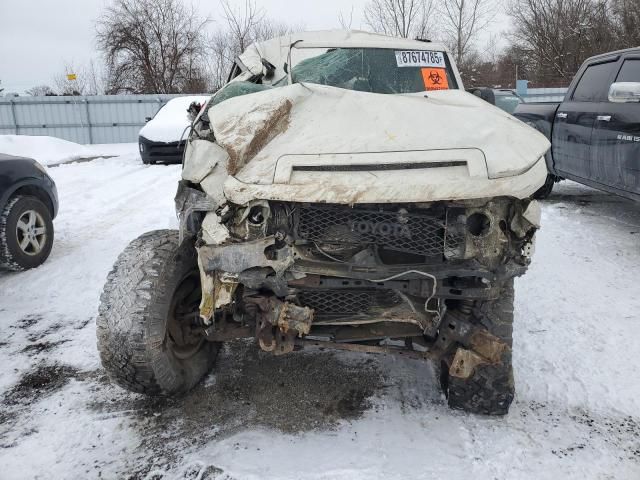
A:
[[96, 229, 219, 395], [440, 280, 515, 415], [532, 173, 555, 200], [0, 195, 54, 271]]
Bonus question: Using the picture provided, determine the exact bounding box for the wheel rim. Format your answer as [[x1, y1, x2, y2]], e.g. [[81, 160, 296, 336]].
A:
[[16, 209, 47, 256], [166, 271, 205, 360]]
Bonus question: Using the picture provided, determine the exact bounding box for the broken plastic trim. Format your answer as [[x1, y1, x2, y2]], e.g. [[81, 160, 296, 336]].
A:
[[198, 236, 294, 275], [174, 182, 217, 242]]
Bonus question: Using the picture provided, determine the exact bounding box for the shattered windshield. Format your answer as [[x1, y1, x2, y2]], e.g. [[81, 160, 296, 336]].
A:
[[210, 81, 272, 107], [286, 48, 457, 94], [207, 47, 458, 111]]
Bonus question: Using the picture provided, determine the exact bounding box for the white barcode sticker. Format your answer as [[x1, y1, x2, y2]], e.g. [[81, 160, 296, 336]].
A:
[[395, 50, 445, 68]]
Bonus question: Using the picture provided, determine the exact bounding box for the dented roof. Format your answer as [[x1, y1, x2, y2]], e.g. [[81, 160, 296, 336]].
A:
[[236, 29, 460, 87]]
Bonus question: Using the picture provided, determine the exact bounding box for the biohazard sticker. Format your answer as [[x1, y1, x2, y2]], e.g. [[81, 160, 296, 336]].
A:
[[421, 68, 449, 90]]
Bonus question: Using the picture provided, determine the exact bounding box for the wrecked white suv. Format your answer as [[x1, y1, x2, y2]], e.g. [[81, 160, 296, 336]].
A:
[[97, 31, 549, 415]]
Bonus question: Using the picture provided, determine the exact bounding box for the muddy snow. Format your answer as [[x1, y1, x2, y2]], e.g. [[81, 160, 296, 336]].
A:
[[0, 149, 639, 479]]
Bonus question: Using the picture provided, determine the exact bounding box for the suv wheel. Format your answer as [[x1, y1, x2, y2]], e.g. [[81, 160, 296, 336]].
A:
[[439, 280, 515, 415], [0, 195, 54, 271], [96, 230, 219, 395]]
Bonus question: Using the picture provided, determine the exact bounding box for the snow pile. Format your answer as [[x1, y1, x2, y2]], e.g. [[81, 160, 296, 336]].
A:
[[139, 95, 210, 143], [84, 143, 139, 158], [0, 135, 92, 166], [0, 135, 138, 166]]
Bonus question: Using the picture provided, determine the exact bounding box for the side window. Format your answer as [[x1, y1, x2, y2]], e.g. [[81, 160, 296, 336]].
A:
[[572, 61, 617, 102], [615, 59, 640, 82]]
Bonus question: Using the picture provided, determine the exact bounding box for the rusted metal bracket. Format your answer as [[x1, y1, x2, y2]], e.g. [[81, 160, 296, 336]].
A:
[[433, 312, 510, 379], [250, 297, 314, 356], [435, 314, 508, 360], [199, 236, 294, 275]]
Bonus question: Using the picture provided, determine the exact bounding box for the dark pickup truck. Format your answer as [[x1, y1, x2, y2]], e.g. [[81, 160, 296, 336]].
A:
[[515, 47, 640, 200]]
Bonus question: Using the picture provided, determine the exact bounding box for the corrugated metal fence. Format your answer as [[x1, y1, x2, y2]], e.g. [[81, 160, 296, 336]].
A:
[[0, 94, 202, 144], [0, 88, 568, 145]]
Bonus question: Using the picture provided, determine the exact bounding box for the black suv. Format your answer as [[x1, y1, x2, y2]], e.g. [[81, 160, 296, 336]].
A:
[[0, 154, 58, 270], [515, 47, 640, 200]]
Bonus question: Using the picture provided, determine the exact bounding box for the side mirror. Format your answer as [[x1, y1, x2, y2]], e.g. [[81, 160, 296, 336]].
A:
[[145, 116, 152, 123], [608, 82, 640, 103], [467, 87, 495, 106]]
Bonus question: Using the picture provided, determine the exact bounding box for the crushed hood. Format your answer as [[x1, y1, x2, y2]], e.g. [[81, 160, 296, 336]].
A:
[[194, 83, 550, 204], [208, 83, 549, 182]]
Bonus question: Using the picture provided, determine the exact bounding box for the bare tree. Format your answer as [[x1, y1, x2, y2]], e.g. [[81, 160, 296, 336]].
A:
[[440, 0, 494, 69], [610, 0, 640, 46], [458, 42, 531, 87], [97, 0, 209, 94], [207, 30, 237, 91], [508, 0, 617, 85], [85, 60, 107, 96], [52, 61, 107, 96], [364, 0, 436, 38], [338, 6, 356, 29], [54, 62, 90, 95], [205, 0, 300, 91], [26, 85, 57, 96], [253, 19, 299, 42], [220, 0, 265, 53], [205, 0, 265, 91]]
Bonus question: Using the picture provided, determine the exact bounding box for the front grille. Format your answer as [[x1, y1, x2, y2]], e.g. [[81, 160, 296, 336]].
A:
[[149, 143, 184, 157], [297, 289, 402, 319], [296, 204, 462, 258]]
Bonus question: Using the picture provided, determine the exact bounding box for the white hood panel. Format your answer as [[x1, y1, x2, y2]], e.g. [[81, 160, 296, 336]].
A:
[[223, 158, 548, 205], [201, 83, 550, 204]]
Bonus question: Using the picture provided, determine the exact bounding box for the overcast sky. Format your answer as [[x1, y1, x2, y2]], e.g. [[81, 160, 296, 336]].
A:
[[0, 0, 509, 94]]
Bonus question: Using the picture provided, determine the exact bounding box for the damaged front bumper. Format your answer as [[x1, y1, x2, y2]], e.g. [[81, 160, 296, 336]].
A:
[[175, 186, 539, 350]]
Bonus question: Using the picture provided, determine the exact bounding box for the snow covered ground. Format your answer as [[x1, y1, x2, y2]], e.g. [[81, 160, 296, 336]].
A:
[[0, 135, 137, 165], [0, 148, 639, 479]]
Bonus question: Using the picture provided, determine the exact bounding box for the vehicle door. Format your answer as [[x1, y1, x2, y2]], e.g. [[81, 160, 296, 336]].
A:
[[551, 59, 618, 180], [591, 56, 640, 195]]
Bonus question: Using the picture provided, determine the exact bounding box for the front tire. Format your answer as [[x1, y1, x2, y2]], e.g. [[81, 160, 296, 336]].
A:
[[0, 195, 54, 271], [96, 230, 219, 395], [440, 280, 515, 415]]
